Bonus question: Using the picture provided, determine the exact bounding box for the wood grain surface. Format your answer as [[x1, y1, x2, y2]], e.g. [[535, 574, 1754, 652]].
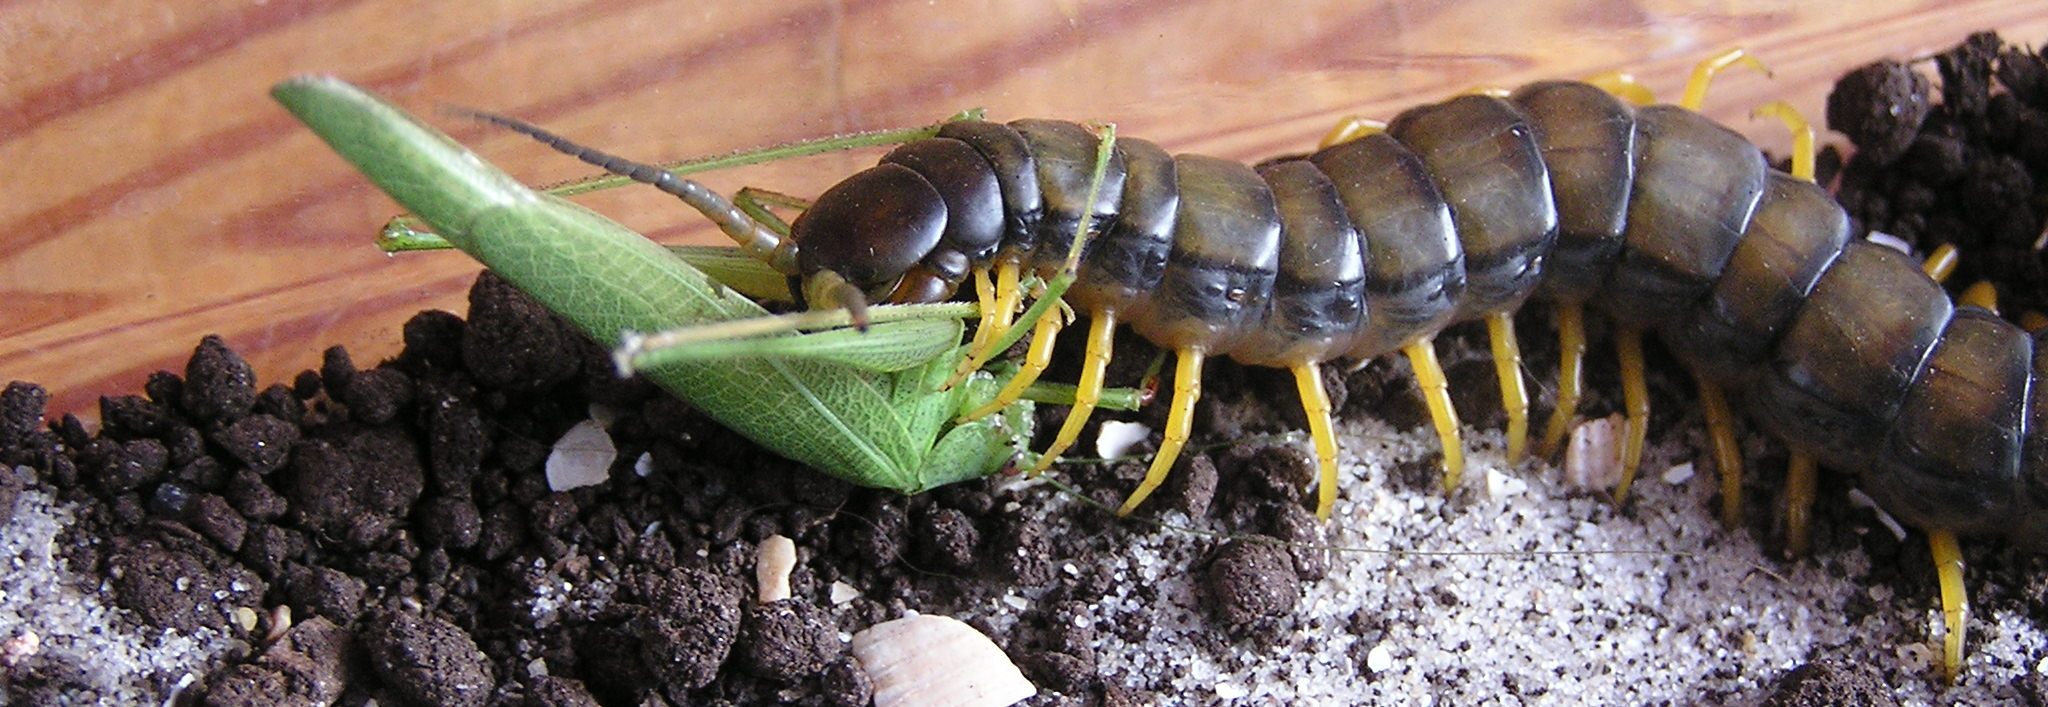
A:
[[6, 0, 2048, 418]]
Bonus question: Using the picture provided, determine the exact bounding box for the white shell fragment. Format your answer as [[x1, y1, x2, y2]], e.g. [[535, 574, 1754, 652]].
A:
[[852, 615, 1035, 707], [545, 419, 616, 491], [1095, 420, 1151, 460], [1563, 414, 1625, 491], [755, 534, 796, 604], [1662, 461, 1696, 485]]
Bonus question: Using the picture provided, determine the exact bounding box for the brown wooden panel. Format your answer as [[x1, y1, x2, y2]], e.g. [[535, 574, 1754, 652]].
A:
[[5, 0, 2046, 417]]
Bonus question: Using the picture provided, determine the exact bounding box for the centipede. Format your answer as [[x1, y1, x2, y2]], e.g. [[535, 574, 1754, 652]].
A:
[[463, 49, 2038, 679]]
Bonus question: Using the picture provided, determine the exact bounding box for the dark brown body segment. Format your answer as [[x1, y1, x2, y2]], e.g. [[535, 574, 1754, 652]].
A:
[[1129, 154, 1281, 352], [936, 120, 1043, 252], [1236, 159, 1367, 366], [1750, 242, 1953, 469], [1068, 137, 1177, 316], [1663, 173, 1851, 384], [1871, 309, 2031, 535], [1309, 134, 1462, 358], [1012, 120, 1128, 275], [1605, 106, 1768, 327], [1388, 95, 1557, 316], [1509, 81, 1635, 303]]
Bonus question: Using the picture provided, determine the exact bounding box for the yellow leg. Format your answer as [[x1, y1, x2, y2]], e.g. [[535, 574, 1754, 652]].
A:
[[1784, 453, 1817, 556], [946, 259, 1025, 387], [1319, 116, 1387, 148], [1403, 339, 1467, 492], [1752, 101, 1817, 181], [1696, 378, 1744, 527], [1583, 70, 1657, 106], [1291, 363, 1342, 520], [1680, 48, 1771, 111], [1922, 243, 1959, 282], [1116, 348, 1205, 516], [1485, 311, 1531, 464], [1960, 281, 1999, 313], [959, 306, 1068, 422], [1930, 529, 1969, 682], [1028, 309, 1117, 476], [963, 266, 999, 354], [2021, 311, 2048, 332], [1613, 328, 1650, 501], [1539, 303, 1587, 459]]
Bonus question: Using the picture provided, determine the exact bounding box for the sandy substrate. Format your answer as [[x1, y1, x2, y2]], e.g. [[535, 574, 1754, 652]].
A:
[[5, 414, 2040, 705]]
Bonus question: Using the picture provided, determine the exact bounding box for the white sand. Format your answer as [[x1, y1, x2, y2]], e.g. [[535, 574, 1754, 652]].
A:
[[0, 467, 234, 706], [968, 419, 2045, 705]]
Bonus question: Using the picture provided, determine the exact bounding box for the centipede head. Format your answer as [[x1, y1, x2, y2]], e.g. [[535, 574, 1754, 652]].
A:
[[790, 163, 949, 305]]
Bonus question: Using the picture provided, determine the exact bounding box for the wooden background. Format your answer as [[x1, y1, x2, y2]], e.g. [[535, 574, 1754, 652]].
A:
[[7, 0, 2048, 418]]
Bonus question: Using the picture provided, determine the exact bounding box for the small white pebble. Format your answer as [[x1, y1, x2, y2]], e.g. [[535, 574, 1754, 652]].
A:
[[1001, 593, 1029, 611], [1096, 421, 1151, 460], [830, 581, 862, 606], [0, 632, 40, 667], [232, 607, 258, 633], [633, 452, 653, 478], [1366, 643, 1394, 673], [526, 657, 549, 678], [1214, 682, 1249, 699], [755, 535, 797, 604], [1662, 462, 1695, 485], [2036, 655, 2048, 675], [546, 419, 617, 491]]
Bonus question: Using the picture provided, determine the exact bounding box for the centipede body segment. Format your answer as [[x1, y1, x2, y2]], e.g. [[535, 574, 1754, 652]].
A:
[[472, 54, 2037, 678]]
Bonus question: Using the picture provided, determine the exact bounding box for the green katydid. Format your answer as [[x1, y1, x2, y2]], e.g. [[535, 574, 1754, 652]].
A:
[[271, 76, 1137, 494]]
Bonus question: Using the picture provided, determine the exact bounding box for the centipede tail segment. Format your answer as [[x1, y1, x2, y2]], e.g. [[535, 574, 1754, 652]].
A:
[[479, 50, 2045, 675]]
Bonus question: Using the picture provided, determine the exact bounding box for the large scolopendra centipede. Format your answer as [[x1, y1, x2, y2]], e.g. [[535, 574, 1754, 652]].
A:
[[460, 50, 2032, 679]]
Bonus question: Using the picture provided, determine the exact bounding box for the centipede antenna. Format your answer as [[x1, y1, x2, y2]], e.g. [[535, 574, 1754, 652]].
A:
[[451, 107, 800, 275], [1030, 309, 1119, 477], [1117, 349, 1206, 516], [1403, 339, 1467, 492], [1538, 304, 1587, 459]]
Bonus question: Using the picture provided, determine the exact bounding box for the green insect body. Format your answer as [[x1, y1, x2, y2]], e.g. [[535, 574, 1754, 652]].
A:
[[273, 76, 1034, 494]]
